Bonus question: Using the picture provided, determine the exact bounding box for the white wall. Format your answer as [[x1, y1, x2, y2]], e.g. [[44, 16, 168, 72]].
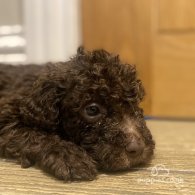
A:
[[23, 0, 81, 63]]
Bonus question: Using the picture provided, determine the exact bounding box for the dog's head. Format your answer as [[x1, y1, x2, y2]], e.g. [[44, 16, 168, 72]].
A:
[[21, 47, 155, 171]]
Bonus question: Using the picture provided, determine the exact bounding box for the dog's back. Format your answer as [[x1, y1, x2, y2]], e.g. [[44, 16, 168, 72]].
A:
[[0, 64, 44, 98]]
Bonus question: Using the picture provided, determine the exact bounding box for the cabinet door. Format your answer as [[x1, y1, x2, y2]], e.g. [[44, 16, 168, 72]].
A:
[[152, 0, 195, 117]]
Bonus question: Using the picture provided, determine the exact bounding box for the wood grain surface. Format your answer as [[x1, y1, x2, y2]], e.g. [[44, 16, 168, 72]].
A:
[[0, 120, 195, 195]]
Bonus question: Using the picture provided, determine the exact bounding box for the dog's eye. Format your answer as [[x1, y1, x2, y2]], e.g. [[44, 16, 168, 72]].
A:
[[82, 103, 106, 122], [85, 104, 100, 116]]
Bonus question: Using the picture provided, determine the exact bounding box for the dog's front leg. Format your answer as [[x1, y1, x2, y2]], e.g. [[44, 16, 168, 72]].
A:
[[0, 126, 97, 181]]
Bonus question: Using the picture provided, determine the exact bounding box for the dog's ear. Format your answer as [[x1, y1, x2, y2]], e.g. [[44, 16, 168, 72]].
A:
[[120, 64, 145, 104], [77, 46, 85, 55], [20, 73, 66, 131]]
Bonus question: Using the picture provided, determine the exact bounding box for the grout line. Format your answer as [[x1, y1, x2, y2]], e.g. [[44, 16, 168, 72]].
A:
[[145, 116, 195, 122]]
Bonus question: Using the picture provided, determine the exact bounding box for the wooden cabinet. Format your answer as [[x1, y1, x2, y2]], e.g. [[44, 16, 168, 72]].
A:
[[82, 0, 195, 118]]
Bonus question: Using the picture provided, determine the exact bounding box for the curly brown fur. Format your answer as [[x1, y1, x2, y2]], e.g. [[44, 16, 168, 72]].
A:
[[0, 47, 155, 181]]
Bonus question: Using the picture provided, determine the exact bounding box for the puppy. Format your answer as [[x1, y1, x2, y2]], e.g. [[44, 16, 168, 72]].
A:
[[0, 48, 155, 181]]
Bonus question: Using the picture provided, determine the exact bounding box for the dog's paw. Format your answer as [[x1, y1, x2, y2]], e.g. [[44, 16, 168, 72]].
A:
[[64, 158, 97, 181], [53, 155, 97, 181], [40, 146, 97, 181]]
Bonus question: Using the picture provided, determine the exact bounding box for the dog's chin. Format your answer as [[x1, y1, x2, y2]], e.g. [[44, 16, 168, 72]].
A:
[[96, 145, 154, 172]]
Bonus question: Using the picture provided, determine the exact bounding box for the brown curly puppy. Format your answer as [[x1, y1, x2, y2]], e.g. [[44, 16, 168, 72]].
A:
[[0, 48, 155, 181]]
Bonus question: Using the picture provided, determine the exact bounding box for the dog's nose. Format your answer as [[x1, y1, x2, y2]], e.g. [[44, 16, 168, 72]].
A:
[[126, 137, 144, 157]]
